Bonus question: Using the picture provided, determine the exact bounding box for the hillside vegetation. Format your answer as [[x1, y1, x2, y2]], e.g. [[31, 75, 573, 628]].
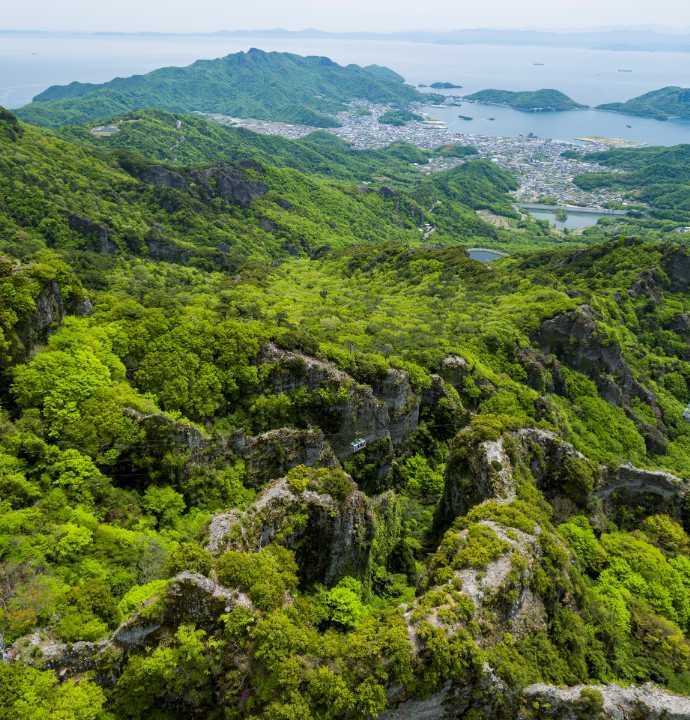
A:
[[1, 98, 690, 720], [573, 143, 690, 224], [16, 49, 435, 129]]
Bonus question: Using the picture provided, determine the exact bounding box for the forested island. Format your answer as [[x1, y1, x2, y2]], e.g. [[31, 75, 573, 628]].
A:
[[430, 81, 463, 89], [598, 86, 690, 121], [465, 88, 587, 112], [2, 47, 690, 720]]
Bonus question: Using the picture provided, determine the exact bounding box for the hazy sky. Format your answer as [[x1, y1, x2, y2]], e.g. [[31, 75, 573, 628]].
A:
[[3, 0, 690, 33]]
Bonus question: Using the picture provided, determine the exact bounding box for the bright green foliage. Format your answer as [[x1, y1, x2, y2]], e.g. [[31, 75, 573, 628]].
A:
[[217, 546, 299, 610], [1, 78, 690, 719], [0, 663, 107, 720], [400, 453, 445, 499], [324, 577, 365, 629], [379, 109, 424, 126]]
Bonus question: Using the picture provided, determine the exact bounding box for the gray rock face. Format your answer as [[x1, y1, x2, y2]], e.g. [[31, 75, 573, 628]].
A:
[[235, 427, 340, 488], [118, 409, 338, 488], [596, 463, 689, 521], [257, 343, 420, 458], [131, 162, 268, 208], [438, 435, 515, 528], [438, 355, 469, 388], [207, 475, 376, 586], [68, 214, 117, 254], [16, 279, 64, 355], [535, 305, 665, 452], [663, 246, 690, 293], [521, 683, 690, 720]]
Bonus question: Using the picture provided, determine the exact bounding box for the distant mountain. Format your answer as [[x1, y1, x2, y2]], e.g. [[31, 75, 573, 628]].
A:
[[464, 88, 586, 112], [7, 27, 690, 52], [16, 49, 433, 129], [598, 86, 690, 120]]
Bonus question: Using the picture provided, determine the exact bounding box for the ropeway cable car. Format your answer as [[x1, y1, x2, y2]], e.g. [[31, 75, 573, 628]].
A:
[[351, 438, 367, 453]]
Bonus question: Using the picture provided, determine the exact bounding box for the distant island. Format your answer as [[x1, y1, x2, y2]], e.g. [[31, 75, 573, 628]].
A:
[[597, 86, 690, 121], [430, 82, 463, 89], [464, 88, 587, 112], [16, 48, 438, 129], [378, 108, 424, 126]]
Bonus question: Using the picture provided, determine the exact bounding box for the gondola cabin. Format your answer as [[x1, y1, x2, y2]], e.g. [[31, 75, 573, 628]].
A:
[[684, 403, 690, 422], [351, 438, 367, 453]]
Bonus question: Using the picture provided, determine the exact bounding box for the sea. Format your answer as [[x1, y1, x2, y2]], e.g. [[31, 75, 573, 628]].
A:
[[3, 31, 690, 145]]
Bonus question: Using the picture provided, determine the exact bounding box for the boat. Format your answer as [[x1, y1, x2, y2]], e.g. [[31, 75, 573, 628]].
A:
[[533, 62, 545, 66], [488, 117, 495, 121], [618, 69, 633, 73], [626, 124, 632, 129], [458, 115, 473, 121]]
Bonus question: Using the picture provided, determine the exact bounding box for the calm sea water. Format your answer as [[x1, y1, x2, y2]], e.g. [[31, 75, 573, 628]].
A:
[[3, 32, 690, 144]]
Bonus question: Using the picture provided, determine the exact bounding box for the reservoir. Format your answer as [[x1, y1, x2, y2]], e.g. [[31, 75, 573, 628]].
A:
[[523, 206, 615, 230], [467, 248, 508, 262]]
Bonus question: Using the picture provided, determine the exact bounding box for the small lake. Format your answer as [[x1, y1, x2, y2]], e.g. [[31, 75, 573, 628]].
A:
[[525, 207, 612, 230], [467, 248, 508, 262]]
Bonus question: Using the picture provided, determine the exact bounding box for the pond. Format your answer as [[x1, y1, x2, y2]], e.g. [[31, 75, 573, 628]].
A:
[[467, 248, 509, 262], [525, 207, 614, 230]]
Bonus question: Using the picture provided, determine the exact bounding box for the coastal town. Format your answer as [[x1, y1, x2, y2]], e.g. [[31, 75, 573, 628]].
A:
[[203, 101, 630, 210]]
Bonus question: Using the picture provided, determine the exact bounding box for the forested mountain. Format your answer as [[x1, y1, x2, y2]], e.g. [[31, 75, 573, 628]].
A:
[[2, 94, 690, 720], [572, 143, 690, 224], [15, 49, 435, 128], [598, 86, 690, 121], [59, 109, 477, 183], [464, 88, 586, 112]]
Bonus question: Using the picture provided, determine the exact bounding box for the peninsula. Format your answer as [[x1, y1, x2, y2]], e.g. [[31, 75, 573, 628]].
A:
[[598, 86, 690, 121], [16, 48, 436, 129]]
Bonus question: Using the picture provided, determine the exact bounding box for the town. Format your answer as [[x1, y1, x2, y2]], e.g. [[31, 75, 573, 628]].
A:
[[203, 102, 629, 210]]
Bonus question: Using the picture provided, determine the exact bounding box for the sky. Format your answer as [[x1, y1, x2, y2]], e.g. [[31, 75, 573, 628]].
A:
[[2, 0, 690, 34]]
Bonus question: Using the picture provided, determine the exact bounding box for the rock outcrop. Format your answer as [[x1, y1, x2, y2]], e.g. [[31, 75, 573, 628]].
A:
[[438, 436, 515, 527], [207, 472, 379, 586], [12, 279, 65, 363], [595, 463, 689, 522], [7, 573, 252, 678], [127, 161, 268, 208], [117, 409, 339, 488], [258, 343, 420, 458], [521, 683, 690, 719], [663, 246, 690, 293], [68, 214, 118, 254], [534, 305, 667, 452]]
